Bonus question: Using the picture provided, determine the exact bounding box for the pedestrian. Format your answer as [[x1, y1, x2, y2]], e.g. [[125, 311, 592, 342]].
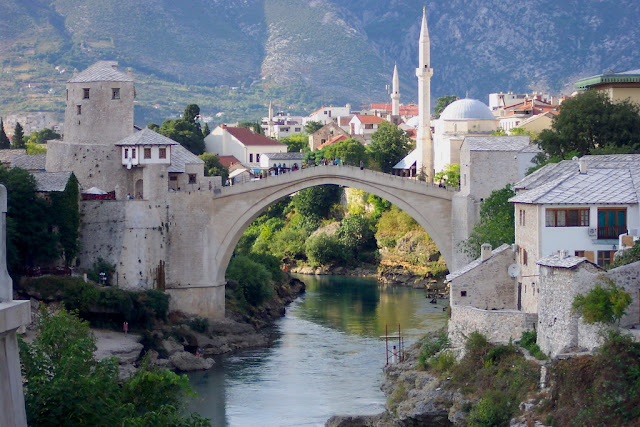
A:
[[123, 321, 128, 335], [360, 160, 364, 170]]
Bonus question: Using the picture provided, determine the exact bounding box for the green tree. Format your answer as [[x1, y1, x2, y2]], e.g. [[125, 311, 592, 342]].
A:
[[434, 163, 460, 188], [336, 214, 376, 256], [226, 255, 273, 306], [20, 307, 209, 426], [238, 120, 264, 135], [27, 128, 61, 144], [49, 174, 80, 266], [537, 90, 640, 158], [202, 122, 211, 137], [199, 152, 229, 182], [183, 103, 200, 124], [305, 233, 346, 266], [0, 118, 10, 149], [304, 120, 323, 134], [157, 118, 205, 155], [280, 134, 309, 153], [12, 122, 25, 149], [292, 185, 342, 219], [572, 277, 632, 325], [0, 167, 58, 270], [434, 95, 458, 119], [26, 143, 47, 154], [367, 121, 412, 173], [323, 138, 368, 166], [461, 185, 515, 258]]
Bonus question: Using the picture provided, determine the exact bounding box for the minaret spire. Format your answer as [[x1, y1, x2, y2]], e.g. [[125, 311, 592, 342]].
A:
[[416, 5, 434, 181], [267, 100, 274, 137], [391, 63, 400, 117]]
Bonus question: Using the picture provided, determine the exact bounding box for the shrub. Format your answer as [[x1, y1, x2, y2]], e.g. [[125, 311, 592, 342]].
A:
[[572, 277, 632, 324], [188, 317, 209, 334], [87, 257, 116, 285], [417, 332, 449, 370], [226, 255, 273, 306], [429, 350, 455, 374], [519, 330, 547, 360], [305, 233, 346, 266], [467, 390, 514, 427], [609, 240, 640, 268]]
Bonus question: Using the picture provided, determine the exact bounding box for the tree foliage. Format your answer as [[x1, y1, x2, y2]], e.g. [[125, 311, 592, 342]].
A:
[[12, 122, 25, 148], [238, 120, 264, 135], [20, 307, 209, 426], [292, 185, 342, 219], [226, 255, 273, 306], [150, 104, 206, 155], [367, 121, 412, 173], [305, 233, 345, 266], [572, 277, 632, 324], [537, 90, 640, 158], [49, 174, 80, 266], [280, 134, 309, 153], [0, 117, 10, 149], [304, 120, 323, 134], [434, 163, 460, 188], [434, 95, 458, 119], [336, 214, 376, 256], [27, 128, 61, 144], [461, 185, 515, 258], [323, 138, 367, 166], [199, 152, 229, 182]]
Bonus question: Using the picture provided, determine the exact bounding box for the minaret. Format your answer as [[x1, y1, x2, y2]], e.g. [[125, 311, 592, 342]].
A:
[[391, 63, 400, 117], [267, 100, 274, 137], [415, 6, 434, 181]]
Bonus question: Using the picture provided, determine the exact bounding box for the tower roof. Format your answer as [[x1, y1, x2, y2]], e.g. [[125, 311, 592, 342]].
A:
[[68, 61, 133, 83], [440, 99, 495, 121]]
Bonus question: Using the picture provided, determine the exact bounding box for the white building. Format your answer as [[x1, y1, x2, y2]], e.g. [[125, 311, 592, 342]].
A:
[[261, 102, 305, 139], [307, 104, 353, 125], [510, 154, 640, 313], [259, 152, 305, 171], [204, 125, 287, 168], [349, 114, 384, 143]]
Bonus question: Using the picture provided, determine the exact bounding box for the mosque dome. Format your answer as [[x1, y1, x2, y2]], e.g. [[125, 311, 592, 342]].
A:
[[440, 98, 495, 121]]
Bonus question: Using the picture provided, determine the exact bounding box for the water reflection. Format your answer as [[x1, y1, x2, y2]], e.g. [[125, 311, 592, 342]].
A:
[[188, 275, 448, 426]]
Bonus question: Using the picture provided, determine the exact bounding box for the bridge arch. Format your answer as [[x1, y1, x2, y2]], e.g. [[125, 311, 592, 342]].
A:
[[211, 165, 454, 286]]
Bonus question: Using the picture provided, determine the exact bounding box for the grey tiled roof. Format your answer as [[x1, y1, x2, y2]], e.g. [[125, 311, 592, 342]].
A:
[[32, 171, 72, 192], [536, 253, 599, 269], [263, 152, 305, 161], [168, 144, 203, 173], [511, 154, 640, 205], [464, 135, 538, 152], [446, 244, 511, 282], [115, 128, 178, 146], [68, 61, 133, 83], [0, 149, 27, 164], [12, 154, 46, 171]]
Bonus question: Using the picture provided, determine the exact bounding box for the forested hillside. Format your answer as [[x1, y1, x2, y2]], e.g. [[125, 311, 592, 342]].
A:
[[1, 0, 638, 125]]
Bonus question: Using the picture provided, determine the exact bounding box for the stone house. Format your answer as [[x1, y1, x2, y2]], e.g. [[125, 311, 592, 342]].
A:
[[204, 125, 287, 167], [308, 122, 350, 151]]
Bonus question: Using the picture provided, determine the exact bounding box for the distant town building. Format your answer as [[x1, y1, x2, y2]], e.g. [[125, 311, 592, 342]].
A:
[[204, 124, 287, 167], [574, 69, 640, 104]]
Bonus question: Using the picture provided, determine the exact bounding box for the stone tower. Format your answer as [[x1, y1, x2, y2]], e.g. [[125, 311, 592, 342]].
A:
[[391, 63, 400, 116], [416, 6, 434, 181], [64, 61, 135, 144], [46, 61, 136, 193]]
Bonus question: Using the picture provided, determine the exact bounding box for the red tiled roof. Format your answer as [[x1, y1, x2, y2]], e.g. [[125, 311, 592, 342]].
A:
[[400, 104, 419, 115], [224, 126, 286, 146], [318, 135, 348, 149], [218, 155, 240, 168], [370, 103, 391, 110], [354, 114, 384, 124], [339, 116, 353, 126]]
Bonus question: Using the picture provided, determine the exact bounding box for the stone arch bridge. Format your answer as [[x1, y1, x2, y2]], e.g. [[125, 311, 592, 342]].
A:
[[162, 165, 468, 318]]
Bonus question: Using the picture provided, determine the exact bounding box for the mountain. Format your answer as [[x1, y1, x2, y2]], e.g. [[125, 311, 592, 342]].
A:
[[0, 0, 639, 126]]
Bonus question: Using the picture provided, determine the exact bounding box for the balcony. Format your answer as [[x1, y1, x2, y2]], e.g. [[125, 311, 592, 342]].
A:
[[597, 225, 627, 240]]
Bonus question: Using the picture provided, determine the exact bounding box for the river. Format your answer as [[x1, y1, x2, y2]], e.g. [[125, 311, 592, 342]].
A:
[[188, 274, 448, 426]]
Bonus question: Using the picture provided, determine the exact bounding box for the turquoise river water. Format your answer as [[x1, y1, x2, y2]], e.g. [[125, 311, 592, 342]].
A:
[[188, 274, 448, 426]]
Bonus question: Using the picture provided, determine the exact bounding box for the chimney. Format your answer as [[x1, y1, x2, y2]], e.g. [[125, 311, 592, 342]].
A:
[[481, 243, 492, 261], [578, 158, 587, 174], [221, 124, 227, 129]]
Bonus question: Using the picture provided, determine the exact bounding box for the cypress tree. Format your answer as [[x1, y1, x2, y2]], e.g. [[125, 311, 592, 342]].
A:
[[12, 122, 25, 149], [0, 118, 10, 149]]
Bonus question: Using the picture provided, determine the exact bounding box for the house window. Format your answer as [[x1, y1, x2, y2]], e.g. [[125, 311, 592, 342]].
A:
[[66, 89, 68, 100], [545, 208, 589, 227], [575, 250, 585, 257], [112, 88, 120, 99], [256, 153, 260, 162], [461, 291, 467, 297], [144, 148, 151, 159], [188, 174, 197, 184], [131, 148, 136, 159], [597, 250, 616, 267], [83, 88, 90, 99], [365, 124, 373, 129], [124, 148, 129, 158], [522, 248, 528, 266], [169, 175, 177, 181], [159, 148, 166, 159], [76, 105, 82, 115], [598, 208, 626, 239], [249, 153, 253, 162], [295, 128, 301, 132], [519, 209, 526, 226]]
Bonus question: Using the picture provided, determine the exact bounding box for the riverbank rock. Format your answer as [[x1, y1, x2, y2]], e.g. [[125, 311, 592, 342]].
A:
[[169, 351, 214, 371], [325, 412, 400, 427], [93, 329, 144, 379]]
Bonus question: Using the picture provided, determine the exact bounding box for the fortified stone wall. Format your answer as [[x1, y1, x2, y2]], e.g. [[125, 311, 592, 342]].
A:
[[516, 203, 541, 313], [78, 199, 168, 290], [46, 141, 129, 193], [448, 305, 537, 347]]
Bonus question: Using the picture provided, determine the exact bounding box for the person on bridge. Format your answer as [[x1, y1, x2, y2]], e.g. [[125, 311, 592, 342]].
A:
[[360, 160, 364, 170]]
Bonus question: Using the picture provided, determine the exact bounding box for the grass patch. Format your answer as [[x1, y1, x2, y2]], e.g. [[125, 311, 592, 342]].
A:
[[519, 330, 547, 360], [417, 332, 449, 370]]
